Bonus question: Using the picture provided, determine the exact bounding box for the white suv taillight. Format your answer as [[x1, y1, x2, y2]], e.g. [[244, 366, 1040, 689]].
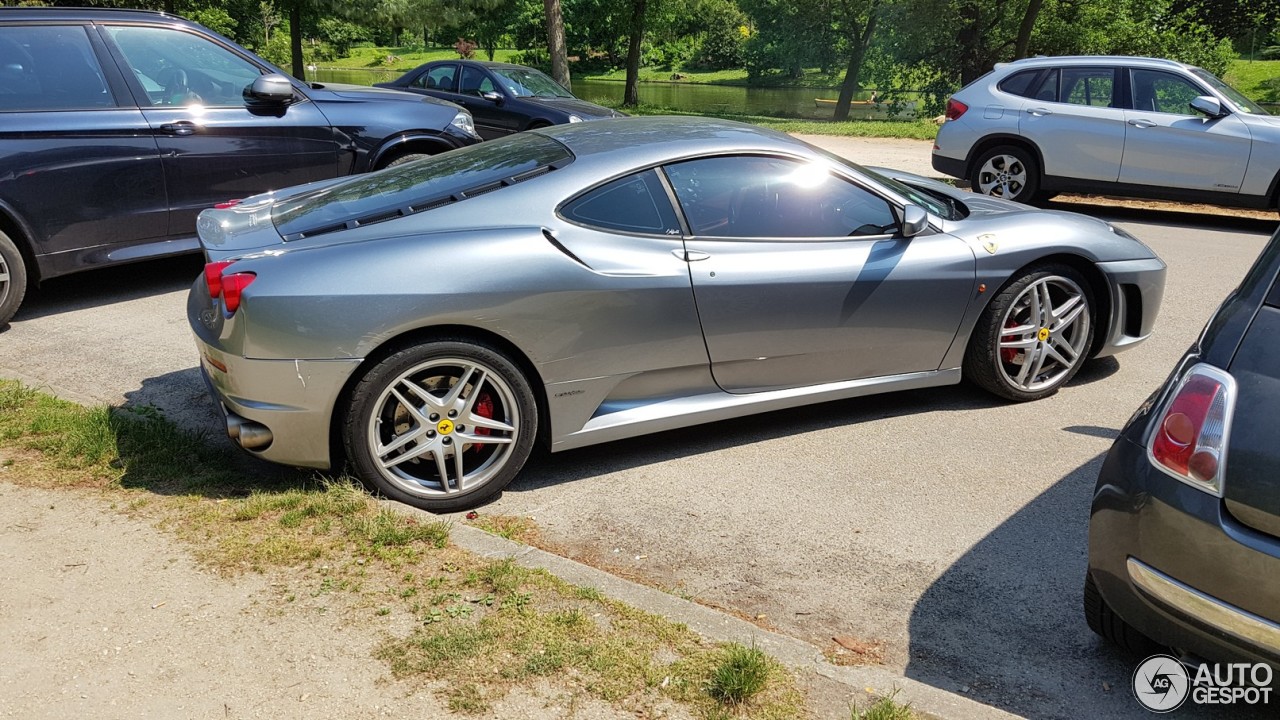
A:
[[1148, 363, 1236, 495]]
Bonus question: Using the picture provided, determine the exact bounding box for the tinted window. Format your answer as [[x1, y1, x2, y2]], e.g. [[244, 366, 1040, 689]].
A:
[[0, 26, 113, 111], [998, 70, 1040, 98], [459, 66, 495, 96], [1029, 69, 1058, 102], [562, 170, 680, 235], [106, 26, 262, 107], [273, 133, 573, 239], [1061, 68, 1114, 107], [415, 64, 456, 91], [1131, 69, 1203, 115], [664, 156, 896, 239]]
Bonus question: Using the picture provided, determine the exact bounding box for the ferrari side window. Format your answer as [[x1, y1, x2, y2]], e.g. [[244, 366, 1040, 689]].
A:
[[663, 155, 896, 239], [561, 169, 681, 235]]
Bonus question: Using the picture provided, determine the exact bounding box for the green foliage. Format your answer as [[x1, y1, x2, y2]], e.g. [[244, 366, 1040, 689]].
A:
[[705, 642, 772, 704], [316, 17, 370, 56], [188, 7, 239, 42]]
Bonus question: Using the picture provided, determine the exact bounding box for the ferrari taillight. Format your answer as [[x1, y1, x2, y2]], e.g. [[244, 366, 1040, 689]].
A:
[[1148, 363, 1236, 495], [204, 260, 255, 314]]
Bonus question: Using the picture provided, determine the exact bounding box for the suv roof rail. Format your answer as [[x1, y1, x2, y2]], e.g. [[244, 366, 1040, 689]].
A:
[[0, 6, 170, 15]]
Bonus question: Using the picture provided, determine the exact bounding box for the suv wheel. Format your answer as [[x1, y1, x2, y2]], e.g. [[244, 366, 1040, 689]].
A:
[[972, 145, 1040, 204]]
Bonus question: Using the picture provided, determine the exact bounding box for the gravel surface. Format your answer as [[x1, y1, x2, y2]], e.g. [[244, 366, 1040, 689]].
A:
[[0, 136, 1276, 719]]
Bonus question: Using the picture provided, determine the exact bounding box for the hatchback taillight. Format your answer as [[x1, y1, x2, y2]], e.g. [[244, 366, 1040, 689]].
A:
[[945, 98, 968, 121], [1148, 363, 1236, 495], [204, 260, 256, 315]]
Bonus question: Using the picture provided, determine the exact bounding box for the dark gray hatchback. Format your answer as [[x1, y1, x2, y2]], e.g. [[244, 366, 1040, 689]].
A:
[[0, 7, 479, 327], [1086, 227, 1280, 667]]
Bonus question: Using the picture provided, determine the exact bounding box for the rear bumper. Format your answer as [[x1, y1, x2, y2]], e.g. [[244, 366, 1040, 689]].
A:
[[1095, 257, 1167, 358], [931, 152, 968, 180], [194, 340, 361, 469], [1089, 434, 1280, 666]]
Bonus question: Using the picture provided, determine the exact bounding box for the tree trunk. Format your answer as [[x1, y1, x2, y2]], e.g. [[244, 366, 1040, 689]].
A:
[[544, 0, 571, 89], [290, 3, 305, 81], [623, 0, 647, 107], [834, 11, 878, 121], [163, 0, 175, 14], [1013, 0, 1044, 59]]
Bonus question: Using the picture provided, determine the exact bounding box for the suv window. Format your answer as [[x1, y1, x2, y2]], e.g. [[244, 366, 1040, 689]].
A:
[[273, 133, 572, 239], [562, 170, 681, 235], [0, 25, 113, 111], [1028, 69, 1058, 102], [998, 70, 1040, 99], [664, 156, 897, 239], [106, 26, 262, 107], [1131, 69, 1203, 115], [415, 64, 456, 91], [1061, 68, 1115, 107]]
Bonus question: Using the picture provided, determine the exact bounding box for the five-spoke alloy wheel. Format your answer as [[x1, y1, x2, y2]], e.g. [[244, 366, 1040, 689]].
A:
[[971, 146, 1040, 204], [345, 340, 537, 512], [966, 265, 1094, 401]]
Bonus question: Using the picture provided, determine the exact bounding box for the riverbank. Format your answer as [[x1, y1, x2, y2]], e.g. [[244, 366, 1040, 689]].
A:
[[611, 103, 939, 140]]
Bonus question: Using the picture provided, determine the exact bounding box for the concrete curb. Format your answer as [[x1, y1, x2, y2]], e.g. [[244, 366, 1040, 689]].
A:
[[388, 501, 1022, 720]]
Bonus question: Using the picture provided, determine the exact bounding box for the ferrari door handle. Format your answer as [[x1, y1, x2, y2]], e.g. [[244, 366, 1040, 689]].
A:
[[1127, 119, 1157, 129], [672, 249, 710, 262], [1026, 107, 1052, 117], [159, 121, 197, 136]]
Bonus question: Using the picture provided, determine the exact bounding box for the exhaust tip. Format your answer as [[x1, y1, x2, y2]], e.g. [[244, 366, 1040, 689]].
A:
[[225, 411, 272, 451]]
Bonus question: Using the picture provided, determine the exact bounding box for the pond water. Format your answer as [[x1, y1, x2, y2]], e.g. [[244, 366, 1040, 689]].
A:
[[311, 67, 914, 119]]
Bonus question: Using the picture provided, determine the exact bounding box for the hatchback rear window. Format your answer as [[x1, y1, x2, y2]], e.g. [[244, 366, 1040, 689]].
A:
[[273, 133, 573, 240]]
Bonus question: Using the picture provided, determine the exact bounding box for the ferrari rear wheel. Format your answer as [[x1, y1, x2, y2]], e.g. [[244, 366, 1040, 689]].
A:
[[344, 340, 537, 512], [965, 265, 1094, 402]]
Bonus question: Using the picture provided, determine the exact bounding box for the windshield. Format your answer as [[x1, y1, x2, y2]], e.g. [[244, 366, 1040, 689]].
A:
[[1191, 68, 1269, 115], [491, 67, 574, 98], [273, 133, 573, 239]]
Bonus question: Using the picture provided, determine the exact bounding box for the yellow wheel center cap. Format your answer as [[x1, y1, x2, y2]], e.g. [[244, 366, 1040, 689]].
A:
[[437, 419, 454, 435], [1037, 327, 1050, 342]]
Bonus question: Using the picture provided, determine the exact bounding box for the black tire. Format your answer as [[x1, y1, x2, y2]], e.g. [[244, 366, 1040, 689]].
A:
[[343, 339, 538, 513], [970, 145, 1040, 204], [0, 230, 28, 328], [384, 152, 431, 169], [964, 264, 1095, 402], [1084, 572, 1161, 657]]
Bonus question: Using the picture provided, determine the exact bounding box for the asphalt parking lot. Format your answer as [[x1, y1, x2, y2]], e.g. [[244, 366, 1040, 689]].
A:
[[0, 141, 1275, 718]]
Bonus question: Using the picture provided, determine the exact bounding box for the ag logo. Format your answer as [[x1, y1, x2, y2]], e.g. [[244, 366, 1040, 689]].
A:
[[1133, 654, 1190, 713]]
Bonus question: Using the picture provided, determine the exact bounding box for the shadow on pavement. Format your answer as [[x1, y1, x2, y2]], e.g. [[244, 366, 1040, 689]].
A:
[[904, 453, 1273, 720], [1045, 199, 1277, 236], [12, 254, 202, 323]]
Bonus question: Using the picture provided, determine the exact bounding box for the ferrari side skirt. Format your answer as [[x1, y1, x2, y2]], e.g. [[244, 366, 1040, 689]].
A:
[[550, 367, 962, 452]]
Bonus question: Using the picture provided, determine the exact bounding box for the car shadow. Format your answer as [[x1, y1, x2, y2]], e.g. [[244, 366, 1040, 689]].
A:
[[1043, 199, 1277, 235], [904, 452, 1273, 720], [10, 254, 202, 323]]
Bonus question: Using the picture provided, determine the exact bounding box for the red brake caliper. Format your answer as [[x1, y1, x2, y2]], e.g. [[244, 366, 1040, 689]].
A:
[[1000, 319, 1019, 363], [470, 393, 493, 451]]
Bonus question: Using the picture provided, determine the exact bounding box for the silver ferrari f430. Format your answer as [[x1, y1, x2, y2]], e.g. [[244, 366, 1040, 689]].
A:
[[189, 117, 1166, 511]]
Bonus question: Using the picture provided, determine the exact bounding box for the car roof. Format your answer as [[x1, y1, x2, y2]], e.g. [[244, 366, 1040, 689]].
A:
[[427, 59, 532, 71], [533, 116, 815, 167], [0, 7, 184, 23], [994, 55, 1192, 72]]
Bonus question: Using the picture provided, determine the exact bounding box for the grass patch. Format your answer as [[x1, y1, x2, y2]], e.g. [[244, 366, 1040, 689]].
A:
[[465, 512, 538, 542], [1224, 58, 1280, 105], [608, 102, 938, 140], [851, 690, 917, 720], [316, 45, 525, 72], [706, 642, 771, 705], [0, 379, 809, 717]]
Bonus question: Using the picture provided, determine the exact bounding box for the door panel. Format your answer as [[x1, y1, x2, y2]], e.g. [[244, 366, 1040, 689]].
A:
[[0, 24, 167, 259], [1020, 67, 1125, 182], [665, 155, 975, 393], [1120, 69, 1251, 192], [454, 66, 521, 138], [102, 24, 338, 239]]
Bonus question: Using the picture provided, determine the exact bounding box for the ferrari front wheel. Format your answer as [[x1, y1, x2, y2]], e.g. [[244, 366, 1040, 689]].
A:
[[965, 265, 1094, 402], [344, 340, 538, 512]]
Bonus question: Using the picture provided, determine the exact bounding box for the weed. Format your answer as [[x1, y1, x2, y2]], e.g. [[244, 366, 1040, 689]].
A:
[[851, 690, 916, 720], [706, 642, 771, 705]]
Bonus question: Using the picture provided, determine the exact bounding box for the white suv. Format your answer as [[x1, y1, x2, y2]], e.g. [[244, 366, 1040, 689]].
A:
[[932, 56, 1278, 208]]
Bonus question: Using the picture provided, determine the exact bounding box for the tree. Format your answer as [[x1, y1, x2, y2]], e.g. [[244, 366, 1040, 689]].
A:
[[545, 0, 570, 87], [622, 0, 647, 106], [832, 0, 882, 120], [1012, 0, 1043, 59]]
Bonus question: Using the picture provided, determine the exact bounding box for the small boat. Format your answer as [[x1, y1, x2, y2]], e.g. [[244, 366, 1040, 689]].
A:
[[815, 94, 878, 108]]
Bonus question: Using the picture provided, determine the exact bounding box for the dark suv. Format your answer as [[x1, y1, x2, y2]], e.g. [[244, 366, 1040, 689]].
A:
[[0, 8, 480, 327], [1086, 226, 1280, 667]]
